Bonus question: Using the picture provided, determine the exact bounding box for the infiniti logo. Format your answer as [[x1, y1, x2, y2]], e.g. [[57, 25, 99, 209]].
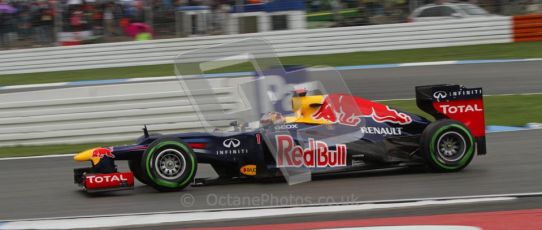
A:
[[433, 91, 447, 102], [223, 138, 241, 148]]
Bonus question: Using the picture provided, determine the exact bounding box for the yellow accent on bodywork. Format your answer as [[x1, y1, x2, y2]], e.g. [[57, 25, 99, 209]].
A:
[[285, 95, 333, 125], [73, 148, 102, 165], [240, 164, 257, 176]]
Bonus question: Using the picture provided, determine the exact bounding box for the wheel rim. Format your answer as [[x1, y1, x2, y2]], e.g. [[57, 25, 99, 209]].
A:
[[436, 131, 467, 162], [154, 149, 186, 180]]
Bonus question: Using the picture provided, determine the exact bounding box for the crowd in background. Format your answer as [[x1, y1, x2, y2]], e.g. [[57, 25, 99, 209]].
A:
[[0, 0, 241, 48], [2, 0, 542, 49], [0, 0, 56, 47]]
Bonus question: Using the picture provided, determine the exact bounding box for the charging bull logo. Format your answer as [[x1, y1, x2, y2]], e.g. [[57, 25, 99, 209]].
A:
[[92, 147, 115, 159], [312, 94, 412, 126]]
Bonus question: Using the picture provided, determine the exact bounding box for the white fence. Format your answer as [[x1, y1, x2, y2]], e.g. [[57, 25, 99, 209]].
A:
[[0, 17, 512, 75], [0, 78, 252, 147]]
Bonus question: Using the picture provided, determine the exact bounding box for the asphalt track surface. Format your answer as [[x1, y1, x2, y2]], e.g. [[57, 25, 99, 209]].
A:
[[338, 61, 542, 99], [1, 127, 542, 221], [1, 61, 542, 222]]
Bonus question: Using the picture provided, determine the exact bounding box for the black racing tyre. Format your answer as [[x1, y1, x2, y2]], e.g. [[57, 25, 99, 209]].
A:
[[128, 157, 150, 185], [420, 119, 475, 172], [141, 138, 198, 192]]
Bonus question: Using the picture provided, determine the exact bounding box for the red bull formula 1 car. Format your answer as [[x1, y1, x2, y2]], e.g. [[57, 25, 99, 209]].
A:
[[74, 84, 486, 192]]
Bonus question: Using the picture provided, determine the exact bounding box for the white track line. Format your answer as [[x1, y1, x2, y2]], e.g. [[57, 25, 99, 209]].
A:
[[399, 61, 458, 67], [7, 191, 542, 222], [0, 154, 74, 161], [485, 92, 542, 97], [0, 197, 515, 230]]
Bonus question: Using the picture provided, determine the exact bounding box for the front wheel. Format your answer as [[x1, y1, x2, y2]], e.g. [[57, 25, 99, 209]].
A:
[[129, 157, 150, 185], [141, 138, 198, 192], [421, 119, 475, 172]]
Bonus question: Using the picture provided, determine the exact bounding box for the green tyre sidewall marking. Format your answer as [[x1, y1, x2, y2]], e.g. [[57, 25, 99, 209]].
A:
[[145, 141, 196, 188], [429, 124, 474, 170]]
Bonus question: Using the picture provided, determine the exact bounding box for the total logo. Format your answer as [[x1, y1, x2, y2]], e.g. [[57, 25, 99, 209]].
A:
[[275, 135, 347, 168], [360, 127, 402, 136], [86, 174, 129, 184], [439, 104, 483, 114]]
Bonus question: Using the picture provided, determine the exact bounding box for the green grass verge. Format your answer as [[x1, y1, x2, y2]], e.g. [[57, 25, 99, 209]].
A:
[[2, 42, 542, 86], [0, 94, 540, 158], [0, 141, 131, 158], [307, 8, 360, 22]]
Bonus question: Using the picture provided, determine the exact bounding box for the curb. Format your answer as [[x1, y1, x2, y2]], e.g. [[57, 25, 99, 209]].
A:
[[0, 196, 517, 229]]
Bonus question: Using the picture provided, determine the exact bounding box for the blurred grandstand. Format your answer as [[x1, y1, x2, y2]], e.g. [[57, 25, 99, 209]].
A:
[[1, 0, 541, 50]]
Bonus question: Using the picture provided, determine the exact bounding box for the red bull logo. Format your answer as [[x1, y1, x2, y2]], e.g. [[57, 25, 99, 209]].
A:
[[92, 147, 115, 159], [276, 135, 347, 168], [312, 94, 412, 126]]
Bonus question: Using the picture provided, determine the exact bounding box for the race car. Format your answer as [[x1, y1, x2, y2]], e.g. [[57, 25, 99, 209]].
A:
[[73, 84, 486, 192]]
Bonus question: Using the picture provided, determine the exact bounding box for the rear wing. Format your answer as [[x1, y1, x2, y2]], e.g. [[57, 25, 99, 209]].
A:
[[416, 85, 486, 155]]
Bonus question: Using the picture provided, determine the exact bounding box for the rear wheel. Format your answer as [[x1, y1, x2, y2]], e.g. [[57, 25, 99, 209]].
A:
[[141, 138, 198, 192], [421, 119, 475, 172]]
